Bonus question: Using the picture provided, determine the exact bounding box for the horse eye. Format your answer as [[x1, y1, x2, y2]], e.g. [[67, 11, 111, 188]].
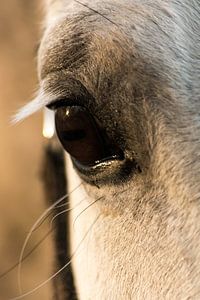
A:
[[55, 106, 108, 166]]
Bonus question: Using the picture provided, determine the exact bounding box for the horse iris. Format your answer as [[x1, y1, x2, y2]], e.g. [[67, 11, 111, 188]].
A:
[[55, 106, 107, 166]]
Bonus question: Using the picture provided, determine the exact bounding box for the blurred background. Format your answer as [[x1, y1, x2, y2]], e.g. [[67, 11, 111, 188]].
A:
[[0, 1, 53, 299]]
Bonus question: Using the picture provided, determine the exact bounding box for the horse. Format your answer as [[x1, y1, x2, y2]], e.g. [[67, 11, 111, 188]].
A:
[[15, 0, 200, 299]]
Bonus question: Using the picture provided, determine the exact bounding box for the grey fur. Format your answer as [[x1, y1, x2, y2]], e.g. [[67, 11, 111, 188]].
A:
[[24, 0, 200, 298]]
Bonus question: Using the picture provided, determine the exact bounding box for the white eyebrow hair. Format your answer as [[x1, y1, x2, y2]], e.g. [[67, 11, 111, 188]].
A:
[[12, 88, 57, 124]]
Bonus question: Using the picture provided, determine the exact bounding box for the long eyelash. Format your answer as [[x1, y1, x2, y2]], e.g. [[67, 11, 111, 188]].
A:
[[10, 214, 101, 300], [11, 89, 57, 124], [47, 97, 86, 111], [11, 1, 121, 125]]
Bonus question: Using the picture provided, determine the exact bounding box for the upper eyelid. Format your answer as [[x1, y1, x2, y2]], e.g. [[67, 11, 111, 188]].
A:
[[42, 71, 96, 101], [47, 98, 71, 110], [47, 97, 86, 110]]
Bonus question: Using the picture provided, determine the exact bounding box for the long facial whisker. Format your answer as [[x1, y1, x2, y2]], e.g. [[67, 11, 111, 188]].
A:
[[0, 228, 54, 280], [10, 214, 101, 300], [28, 194, 84, 233], [30, 198, 73, 233], [73, 185, 133, 230], [30, 210, 58, 233], [73, 196, 103, 230], [50, 197, 86, 229], [17, 183, 82, 295]]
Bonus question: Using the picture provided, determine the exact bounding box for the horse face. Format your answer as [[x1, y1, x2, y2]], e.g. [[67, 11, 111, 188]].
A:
[[36, 0, 200, 298]]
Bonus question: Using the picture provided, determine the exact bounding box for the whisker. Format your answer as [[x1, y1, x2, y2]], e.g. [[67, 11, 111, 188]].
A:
[[72, 186, 132, 230], [50, 197, 86, 229], [0, 228, 54, 280], [73, 196, 103, 230], [17, 183, 81, 295], [30, 198, 72, 233], [74, 0, 119, 27], [10, 214, 100, 300], [56, 201, 72, 209], [30, 210, 57, 233]]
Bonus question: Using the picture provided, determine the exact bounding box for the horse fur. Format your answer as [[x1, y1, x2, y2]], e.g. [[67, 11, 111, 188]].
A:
[[20, 0, 200, 299]]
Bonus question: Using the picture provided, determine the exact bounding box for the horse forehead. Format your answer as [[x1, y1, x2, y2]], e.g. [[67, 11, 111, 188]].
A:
[[39, 1, 199, 115], [39, 1, 176, 75]]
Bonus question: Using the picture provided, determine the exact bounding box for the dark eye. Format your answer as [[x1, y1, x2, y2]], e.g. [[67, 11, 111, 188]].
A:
[[55, 106, 120, 166]]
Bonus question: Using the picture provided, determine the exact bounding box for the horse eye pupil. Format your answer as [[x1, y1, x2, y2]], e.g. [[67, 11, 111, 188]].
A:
[[61, 129, 86, 141], [55, 106, 106, 165]]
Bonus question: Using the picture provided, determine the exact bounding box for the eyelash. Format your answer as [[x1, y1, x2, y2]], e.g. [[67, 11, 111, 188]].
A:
[[47, 98, 84, 110]]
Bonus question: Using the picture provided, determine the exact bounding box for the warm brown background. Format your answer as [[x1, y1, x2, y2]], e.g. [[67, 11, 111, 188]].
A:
[[0, 1, 52, 299]]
